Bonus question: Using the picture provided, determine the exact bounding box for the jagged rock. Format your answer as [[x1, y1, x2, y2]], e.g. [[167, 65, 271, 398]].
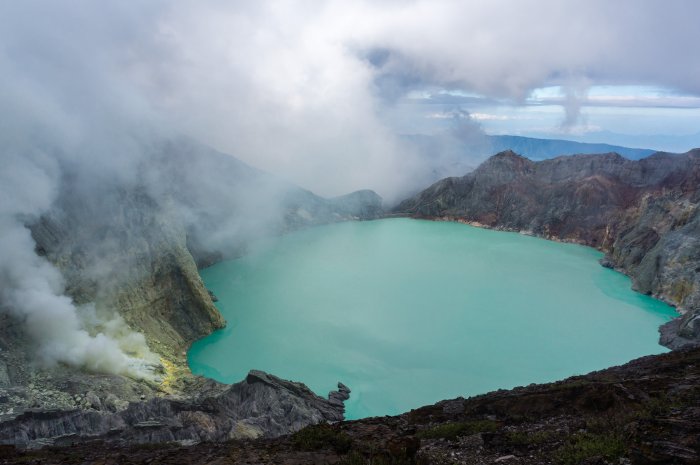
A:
[[660, 314, 700, 349], [328, 382, 351, 407], [0, 370, 348, 448]]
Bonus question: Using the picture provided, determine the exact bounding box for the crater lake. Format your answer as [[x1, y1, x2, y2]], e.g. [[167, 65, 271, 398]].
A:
[[188, 218, 677, 419]]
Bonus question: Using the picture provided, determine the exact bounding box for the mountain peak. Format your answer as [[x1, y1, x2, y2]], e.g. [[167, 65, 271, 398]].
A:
[[475, 150, 534, 174], [492, 149, 525, 159]]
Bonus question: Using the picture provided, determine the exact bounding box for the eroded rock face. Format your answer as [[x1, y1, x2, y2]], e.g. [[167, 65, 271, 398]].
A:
[[30, 185, 225, 365], [396, 149, 700, 347], [0, 371, 349, 449], [0, 138, 377, 444]]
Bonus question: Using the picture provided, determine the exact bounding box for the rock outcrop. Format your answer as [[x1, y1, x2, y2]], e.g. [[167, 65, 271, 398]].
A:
[[0, 370, 349, 449], [396, 149, 700, 347]]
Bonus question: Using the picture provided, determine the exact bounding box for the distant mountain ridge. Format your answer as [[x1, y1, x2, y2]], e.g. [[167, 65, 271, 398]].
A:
[[567, 130, 700, 154], [403, 133, 656, 189], [488, 134, 654, 160], [406, 133, 654, 161]]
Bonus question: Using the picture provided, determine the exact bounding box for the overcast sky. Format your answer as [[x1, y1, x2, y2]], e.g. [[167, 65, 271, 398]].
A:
[[1, 0, 699, 196]]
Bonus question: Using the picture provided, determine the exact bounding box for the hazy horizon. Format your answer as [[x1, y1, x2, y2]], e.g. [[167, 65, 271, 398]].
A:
[[1, 1, 699, 199]]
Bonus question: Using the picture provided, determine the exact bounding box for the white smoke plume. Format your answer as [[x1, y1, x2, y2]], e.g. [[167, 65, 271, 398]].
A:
[[0, 152, 158, 378], [561, 79, 593, 129]]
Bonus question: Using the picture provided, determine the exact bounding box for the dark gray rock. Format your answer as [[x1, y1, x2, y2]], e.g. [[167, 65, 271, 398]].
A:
[[661, 312, 700, 349], [328, 382, 351, 407], [0, 370, 349, 449]]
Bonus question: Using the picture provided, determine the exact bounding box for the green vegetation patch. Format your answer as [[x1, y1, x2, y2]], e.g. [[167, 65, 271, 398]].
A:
[[291, 423, 353, 453], [553, 432, 625, 465]]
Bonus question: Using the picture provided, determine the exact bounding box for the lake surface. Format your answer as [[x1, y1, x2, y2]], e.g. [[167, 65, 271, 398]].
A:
[[188, 218, 677, 419]]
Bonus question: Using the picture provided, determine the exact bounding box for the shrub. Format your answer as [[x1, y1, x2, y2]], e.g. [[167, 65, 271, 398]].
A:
[[553, 432, 625, 465], [291, 423, 353, 453]]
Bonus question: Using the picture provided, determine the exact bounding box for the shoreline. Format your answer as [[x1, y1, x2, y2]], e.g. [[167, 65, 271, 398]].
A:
[[386, 212, 683, 350], [187, 216, 678, 420]]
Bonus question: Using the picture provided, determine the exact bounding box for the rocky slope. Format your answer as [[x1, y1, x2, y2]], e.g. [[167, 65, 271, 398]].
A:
[[4, 346, 699, 464], [396, 149, 700, 348], [0, 138, 381, 445], [0, 370, 350, 449], [403, 134, 654, 188]]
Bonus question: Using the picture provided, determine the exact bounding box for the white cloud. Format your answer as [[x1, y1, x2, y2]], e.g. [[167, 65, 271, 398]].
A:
[[109, 0, 700, 195], [470, 113, 517, 122], [2, 0, 700, 197]]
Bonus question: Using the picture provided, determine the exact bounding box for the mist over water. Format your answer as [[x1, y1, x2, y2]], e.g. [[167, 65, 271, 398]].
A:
[[189, 219, 677, 418]]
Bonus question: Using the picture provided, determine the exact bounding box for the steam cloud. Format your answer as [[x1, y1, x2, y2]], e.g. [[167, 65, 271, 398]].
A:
[[1, 0, 699, 376], [0, 152, 158, 378]]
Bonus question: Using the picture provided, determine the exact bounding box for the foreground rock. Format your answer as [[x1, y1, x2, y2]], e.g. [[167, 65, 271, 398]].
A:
[[0, 370, 349, 449], [4, 347, 699, 464], [396, 149, 700, 348]]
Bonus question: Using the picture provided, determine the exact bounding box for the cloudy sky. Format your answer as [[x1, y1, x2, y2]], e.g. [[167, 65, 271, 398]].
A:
[[1, 0, 699, 197]]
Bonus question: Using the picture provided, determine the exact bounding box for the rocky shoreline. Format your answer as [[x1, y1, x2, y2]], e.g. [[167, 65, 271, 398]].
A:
[[396, 149, 700, 349], [0, 370, 350, 450], [393, 213, 686, 350], [4, 345, 699, 464]]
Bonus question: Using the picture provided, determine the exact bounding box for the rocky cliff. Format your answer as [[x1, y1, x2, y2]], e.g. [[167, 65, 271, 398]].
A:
[[0, 370, 350, 449], [396, 149, 700, 347], [0, 138, 381, 446]]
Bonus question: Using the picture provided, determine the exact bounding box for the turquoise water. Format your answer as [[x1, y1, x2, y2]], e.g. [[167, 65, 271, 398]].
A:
[[188, 218, 677, 419]]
